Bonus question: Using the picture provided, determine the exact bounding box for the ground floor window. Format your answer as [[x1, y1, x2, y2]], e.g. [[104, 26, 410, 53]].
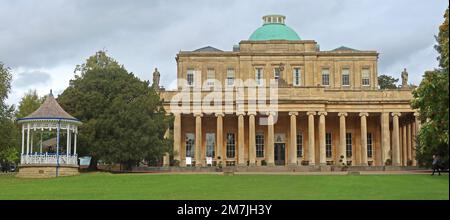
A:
[[326, 133, 332, 158], [206, 133, 215, 158], [367, 133, 373, 158], [346, 133, 352, 158], [226, 133, 235, 158], [296, 133, 303, 157], [256, 133, 264, 157], [185, 133, 195, 158]]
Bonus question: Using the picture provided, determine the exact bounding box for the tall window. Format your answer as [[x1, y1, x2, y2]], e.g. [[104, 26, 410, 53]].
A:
[[342, 68, 350, 86], [326, 133, 332, 158], [256, 133, 264, 157], [255, 68, 263, 86], [187, 69, 194, 87], [322, 68, 330, 86], [367, 133, 373, 158], [185, 133, 195, 157], [206, 68, 215, 87], [226, 133, 235, 158], [346, 133, 352, 157], [362, 68, 370, 86], [227, 68, 235, 86], [296, 133, 303, 157], [206, 133, 215, 158], [293, 68, 301, 86], [274, 68, 281, 83]]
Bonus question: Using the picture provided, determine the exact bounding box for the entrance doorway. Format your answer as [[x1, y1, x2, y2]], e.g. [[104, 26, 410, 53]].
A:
[[274, 143, 286, 166]]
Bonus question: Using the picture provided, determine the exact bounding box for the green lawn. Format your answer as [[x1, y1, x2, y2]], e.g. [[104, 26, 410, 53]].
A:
[[0, 173, 448, 200]]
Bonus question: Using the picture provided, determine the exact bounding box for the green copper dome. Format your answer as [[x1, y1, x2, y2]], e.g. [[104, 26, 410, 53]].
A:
[[249, 15, 301, 41]]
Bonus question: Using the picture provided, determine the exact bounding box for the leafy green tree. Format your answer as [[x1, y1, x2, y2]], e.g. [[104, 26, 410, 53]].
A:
[[58, 51, 173, 170], [0, 62, 19, 161], [15, 89, 45, 119], [412, 8, 449, 168], [378, 74, 398, 89]]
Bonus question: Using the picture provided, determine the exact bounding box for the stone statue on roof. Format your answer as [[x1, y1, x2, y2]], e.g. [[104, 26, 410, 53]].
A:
[[401, 68, 409, 88], [152, 68, 160, 91]]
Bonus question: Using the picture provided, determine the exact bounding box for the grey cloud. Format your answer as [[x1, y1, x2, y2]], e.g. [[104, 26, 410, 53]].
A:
[[1, 0, 448, 106], [13, 71, 51, 88]]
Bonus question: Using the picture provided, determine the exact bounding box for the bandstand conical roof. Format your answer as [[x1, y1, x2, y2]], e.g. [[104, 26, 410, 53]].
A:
[[17, 90, 80, 123]]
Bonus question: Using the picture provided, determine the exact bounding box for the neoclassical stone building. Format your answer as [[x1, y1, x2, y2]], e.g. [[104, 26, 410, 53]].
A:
[[160, 15, 420, 168]]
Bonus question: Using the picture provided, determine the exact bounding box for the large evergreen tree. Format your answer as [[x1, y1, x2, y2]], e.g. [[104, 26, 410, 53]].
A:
[[412, 8, 449, 168], [58, 51, 172, 170], [15, 89, 45, 119]]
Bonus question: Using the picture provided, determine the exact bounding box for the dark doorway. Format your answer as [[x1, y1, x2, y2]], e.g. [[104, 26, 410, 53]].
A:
[[274, 143, 286, 166]]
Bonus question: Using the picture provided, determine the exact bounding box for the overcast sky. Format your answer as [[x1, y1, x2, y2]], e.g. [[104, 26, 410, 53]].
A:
[[1, 0, 448, 106]]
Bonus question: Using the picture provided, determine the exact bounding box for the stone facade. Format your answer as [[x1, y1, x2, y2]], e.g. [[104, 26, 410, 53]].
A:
[[160, 15, 419, 168]]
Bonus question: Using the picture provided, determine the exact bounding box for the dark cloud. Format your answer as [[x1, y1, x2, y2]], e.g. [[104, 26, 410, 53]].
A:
[[1, 0, 448, 105], [13, 71, 51, 88]]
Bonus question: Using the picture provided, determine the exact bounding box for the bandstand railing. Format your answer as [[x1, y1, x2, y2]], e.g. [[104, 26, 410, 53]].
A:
[[20, 153, 78, 165]]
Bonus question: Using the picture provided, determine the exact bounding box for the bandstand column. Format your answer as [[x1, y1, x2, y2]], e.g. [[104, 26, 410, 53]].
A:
[[392, 112, 401, 166], [26, 123, 30, 155], [380, 112, 391, 165], [338, 112, 348, 165], [67, 125, 71, 157], [267, 112, 275, 166], [237, 112, 245, 166], [307, 111, 316, 165], [215, 113, 224, 165], [74, 130, 77, 155], [248, 113, 256, 166], [289, 111, 298, 166], [318, 111, 327, 165], [21, 124, 25, 155], [359, 112, 369, 166], [195, 113, 203, 166], [30, 130, 33, 154], [173, 113, 181, 165]]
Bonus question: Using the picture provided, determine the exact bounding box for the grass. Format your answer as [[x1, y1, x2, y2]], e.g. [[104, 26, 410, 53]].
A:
[[0, 172, 448, 200]]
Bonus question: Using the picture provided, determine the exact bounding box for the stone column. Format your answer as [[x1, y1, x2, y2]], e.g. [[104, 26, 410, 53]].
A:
[[237, 112, 245, 166], [402, 123, 407, 166], [338, 112, 348, 165], [248, 113, 256, 166], [392, 112, 401, 166], [173, 113, 182, 165], [318, 111, 327, 165], [307, 111, 316, 165], [289, 112, 298, 166], [380, 112, 391, 165], [195, 113, 203, 166], [407, 122, 412, 165], [163, 153, 170, 167], [359, 112, 369, 166], [267, 112, 275, 166], [413, 112, 421, 166], [215, 113, 224, 165]]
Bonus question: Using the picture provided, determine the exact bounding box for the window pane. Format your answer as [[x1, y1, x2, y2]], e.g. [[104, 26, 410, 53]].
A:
[[206, 133, 215, 157], [187, 69, 194, 86], [297, 133, 303, 157], [226, 133, 235, 158], [326, 133, 332, 158], [227, 68, 235, 86], [274, 68, 280, 83], [185, 133, 195, 158], [322, 69, 330, 86], [256, 133, 264, 157], [346, 133, 352, 157], [293, 68, 301, 86], [367, 133, 373, 158], [255, 68, 263, 86], [362, 68, 370, 86], [342, 69, 350, 86]]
